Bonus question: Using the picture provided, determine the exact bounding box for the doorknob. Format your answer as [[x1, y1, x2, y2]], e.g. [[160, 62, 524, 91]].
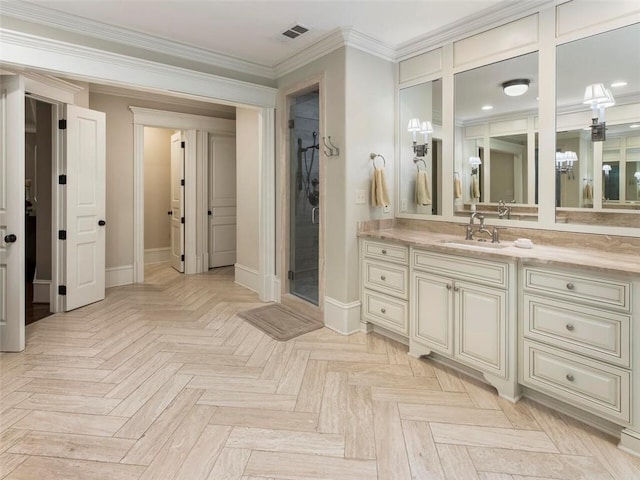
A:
[[4, 234, 17, 243], [168, 211, 173, 216], [98, 220, 106, 226]]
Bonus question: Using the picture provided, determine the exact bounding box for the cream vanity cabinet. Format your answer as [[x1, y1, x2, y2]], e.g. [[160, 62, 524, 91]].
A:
[[409, 248, 518, 400], [520, 265, 640, 447], [360, 239, 410, 336]]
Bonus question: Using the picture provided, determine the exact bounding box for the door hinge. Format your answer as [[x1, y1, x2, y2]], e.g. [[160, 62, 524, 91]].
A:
[[58, 285, 67, 295], [180, 179, 185, 186], [58, 174, 67, 185], [181, 217, 185, 224], [58, 230, 67, 240], [58, 119, 67, 130], [288, 119, 295, 129], [208, 210, 212, 216], [181, 254, 185, 262], [288, 270, 295, 280], [181, 141, 185, 148]]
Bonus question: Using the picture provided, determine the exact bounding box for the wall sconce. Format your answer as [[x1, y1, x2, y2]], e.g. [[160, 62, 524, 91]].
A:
[[602, 164, 612, 175], [407, 118, 432, 157], [555, 150, 578, 179], [469, 156, 482, 174], [583, 83, 615, 142]]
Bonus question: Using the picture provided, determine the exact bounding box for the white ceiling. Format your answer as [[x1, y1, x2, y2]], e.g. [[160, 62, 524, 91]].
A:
[[21, 0, 504, 68]]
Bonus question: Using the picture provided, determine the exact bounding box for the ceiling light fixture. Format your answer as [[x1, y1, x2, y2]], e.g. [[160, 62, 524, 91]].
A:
[[630, 124, 640, 129], [481, 105, 493, 111], [502, 79, 530, 97], [611, 81, 628, 88]]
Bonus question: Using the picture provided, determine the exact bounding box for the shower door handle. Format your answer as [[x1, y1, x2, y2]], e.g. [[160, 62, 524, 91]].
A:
[[312, 207, 320, 225]]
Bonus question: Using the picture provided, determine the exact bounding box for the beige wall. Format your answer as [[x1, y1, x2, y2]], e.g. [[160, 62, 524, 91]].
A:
[[89, 92, 235, 269], [235, 108, 260, 271], [143, 127, 172, 250]]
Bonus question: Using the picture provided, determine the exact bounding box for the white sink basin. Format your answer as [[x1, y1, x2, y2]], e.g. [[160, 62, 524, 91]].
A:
[[441, 239, 510, 251]]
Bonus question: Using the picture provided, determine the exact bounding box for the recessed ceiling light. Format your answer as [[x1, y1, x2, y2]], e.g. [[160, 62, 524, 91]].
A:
[[630, 124, 640, 129], [502, 79, 530, 96], [611, 81, 628, 88], [481, 105, 493, 111]]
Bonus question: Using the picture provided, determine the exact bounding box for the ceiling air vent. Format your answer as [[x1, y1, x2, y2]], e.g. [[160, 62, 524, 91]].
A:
[[282, 24, 309, 40]]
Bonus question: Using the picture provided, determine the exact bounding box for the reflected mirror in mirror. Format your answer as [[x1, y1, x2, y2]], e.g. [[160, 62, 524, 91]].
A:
[[398, 79, 442, 216], [454, 51, 538, 220], [556, 23, 640, 225]]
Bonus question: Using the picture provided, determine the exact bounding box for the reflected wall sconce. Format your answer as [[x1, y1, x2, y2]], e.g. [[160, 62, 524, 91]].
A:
[[502, 79, 530, 97], [555, 151, 578, 179], [603, 164, 612, 175], [408, 117, 433, 157], [469, 156, 482, 175], [635, 171, 640, 184], [584, 83, 615, 142]]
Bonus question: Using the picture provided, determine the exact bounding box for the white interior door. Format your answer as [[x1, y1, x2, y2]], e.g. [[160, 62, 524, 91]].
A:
[[208, 134, 237, 268], [64, 104, 106, 311], [170, 132, 185, 272], [0, 75, 25, 352]]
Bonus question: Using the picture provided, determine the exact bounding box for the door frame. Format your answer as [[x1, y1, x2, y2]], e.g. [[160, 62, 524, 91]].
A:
[[278, 75, 326, 308], [130, 107, 235, 283]]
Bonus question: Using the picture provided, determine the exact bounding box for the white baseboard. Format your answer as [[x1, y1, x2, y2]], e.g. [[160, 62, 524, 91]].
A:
[[324, 297, 361, 335], [106, 265, 134, 288], [234, 263, 262, 295], [144, 247, 170, 264], [271, 277, 281, 303], [32, 278, 51, 303]]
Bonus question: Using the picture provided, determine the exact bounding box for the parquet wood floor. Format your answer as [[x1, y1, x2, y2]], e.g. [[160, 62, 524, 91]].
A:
[[2, 263, 640, 479]]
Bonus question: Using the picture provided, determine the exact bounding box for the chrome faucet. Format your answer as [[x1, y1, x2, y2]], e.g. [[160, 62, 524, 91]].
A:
[[466, 212, 501, 243], [497, 200, 512, 219]]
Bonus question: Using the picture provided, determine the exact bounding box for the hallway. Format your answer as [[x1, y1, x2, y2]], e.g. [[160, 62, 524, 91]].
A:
[[1, 264, 640, 479]]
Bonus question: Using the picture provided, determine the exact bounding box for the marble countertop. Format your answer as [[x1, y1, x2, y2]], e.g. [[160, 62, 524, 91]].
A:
[[359, 227, 640, 276]]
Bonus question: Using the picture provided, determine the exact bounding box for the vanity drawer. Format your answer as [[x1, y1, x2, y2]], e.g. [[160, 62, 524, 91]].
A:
[[523, 294, 630, 367], [362, 239, 408, 265], [363, 259, 408, 299], [522, 340, 630, 423], [523, 267, 630, 312], [362, 290, 408, 335], [412, 248, 508, 288]]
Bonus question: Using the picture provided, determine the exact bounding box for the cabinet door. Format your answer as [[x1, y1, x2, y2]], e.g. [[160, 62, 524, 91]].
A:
[[411, 272, 454, 355], [455, 281, 506, 377]]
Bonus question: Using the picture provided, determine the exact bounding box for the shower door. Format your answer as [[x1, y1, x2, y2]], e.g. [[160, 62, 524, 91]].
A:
[[289, 91, 320, 305]]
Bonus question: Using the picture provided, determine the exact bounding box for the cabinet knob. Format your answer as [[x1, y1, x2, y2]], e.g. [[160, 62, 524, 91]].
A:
[[381, 249, 387, 255], [454, 286, 460, 292], [566, 283, 575, 291], [380, 308, 386, 314], [380, 275, 386, 281], [446, 284, 452, 290], [566, 324, 574, 331], [566, 373, 574, 382]]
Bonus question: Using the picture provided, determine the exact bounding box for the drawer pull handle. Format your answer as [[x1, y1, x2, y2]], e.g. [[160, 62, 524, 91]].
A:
[[446, 284, 452, 290], [566, 283, 575, 291], [381, 249, 387, 255], [380, 275, 386, 281], [380, 308, 386, 314], [566, 324, 574, 331], [566, 373, 574, 382]]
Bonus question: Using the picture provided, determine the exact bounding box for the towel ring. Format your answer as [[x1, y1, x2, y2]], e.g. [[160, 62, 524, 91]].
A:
[[413, 157, 427, 171], [370, 153, 385, 168], [454, 171, 460, 178]]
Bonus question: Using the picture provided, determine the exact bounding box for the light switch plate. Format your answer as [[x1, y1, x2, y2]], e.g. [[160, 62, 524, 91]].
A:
[[383, 205, 391, 213], [356, 190, 366, 204]]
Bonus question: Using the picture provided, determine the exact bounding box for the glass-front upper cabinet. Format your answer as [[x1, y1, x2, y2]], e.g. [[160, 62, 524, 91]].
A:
[[398, 79, 442, 216], [556, 23, 640, 224], [453, 51, 539, 220]]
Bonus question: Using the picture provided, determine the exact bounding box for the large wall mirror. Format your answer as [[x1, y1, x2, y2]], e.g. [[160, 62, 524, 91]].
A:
[[398, 79, 442, 216], [454, 51, 539, 220], [556, 23, 640, 226]]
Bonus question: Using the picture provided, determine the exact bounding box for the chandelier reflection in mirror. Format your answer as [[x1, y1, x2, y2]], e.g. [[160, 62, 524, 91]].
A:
[[407, 118, 433, 157], [556, 150, 578, 179], [583, 83, 615, 142]]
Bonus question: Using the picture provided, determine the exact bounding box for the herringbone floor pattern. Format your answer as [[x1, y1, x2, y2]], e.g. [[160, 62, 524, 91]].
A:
[[2, 263, 640, 479]]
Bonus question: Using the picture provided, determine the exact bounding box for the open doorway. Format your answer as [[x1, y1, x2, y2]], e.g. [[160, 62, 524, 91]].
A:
[[24, 97, 53, 325]]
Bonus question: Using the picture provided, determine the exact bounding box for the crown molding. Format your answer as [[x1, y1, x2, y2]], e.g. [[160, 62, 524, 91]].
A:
[[343, 28, 396, 63], [396, 0, 556, 61], [0, 28, 277, 107], [1, 0, 276, 80]]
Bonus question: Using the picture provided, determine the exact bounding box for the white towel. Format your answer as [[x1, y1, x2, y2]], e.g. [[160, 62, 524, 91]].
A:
[[371, 167, 390, 207], [471, 174, 480, 199], [454, 177, 462, 199], [415, 170, 432, 205]]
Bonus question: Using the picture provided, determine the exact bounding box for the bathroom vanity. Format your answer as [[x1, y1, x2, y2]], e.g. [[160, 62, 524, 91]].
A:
[[359, 227, 640, 455]]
